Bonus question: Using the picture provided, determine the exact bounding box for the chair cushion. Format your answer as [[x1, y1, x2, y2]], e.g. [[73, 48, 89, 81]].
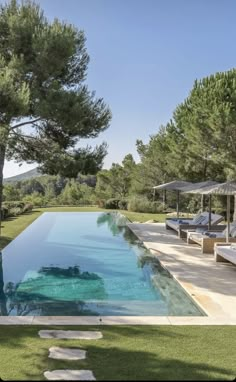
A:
[[230, 226, 236, 238], [195, 216, 207, 225], [192, 214, 202, 224], [195, 227, 206, 233]]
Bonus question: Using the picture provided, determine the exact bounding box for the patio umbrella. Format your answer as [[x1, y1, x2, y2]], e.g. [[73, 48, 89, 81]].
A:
[[153, 180, 192, 218], [178, 180, 218, 192], [183, 181, 236, 240], [179, 180, 219, 214]]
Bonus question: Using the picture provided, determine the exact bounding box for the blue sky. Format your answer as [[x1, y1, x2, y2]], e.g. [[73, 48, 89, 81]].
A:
[[4, 0, 236, 177]]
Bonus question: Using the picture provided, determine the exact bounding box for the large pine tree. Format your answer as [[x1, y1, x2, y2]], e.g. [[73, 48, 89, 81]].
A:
[[0, 0, 111, 232]]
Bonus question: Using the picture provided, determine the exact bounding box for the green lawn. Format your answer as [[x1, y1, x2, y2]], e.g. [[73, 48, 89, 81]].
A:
[[0, 325, 235, 380], [0, 206, 166, 250]]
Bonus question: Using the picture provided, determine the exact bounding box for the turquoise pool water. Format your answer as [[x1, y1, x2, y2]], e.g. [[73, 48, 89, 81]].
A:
[[0, 212, 204, 316]]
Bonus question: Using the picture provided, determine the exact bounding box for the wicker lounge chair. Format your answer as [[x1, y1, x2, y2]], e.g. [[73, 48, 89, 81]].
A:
[[187, 223, 236, 254], [214, 244, 236, 265], [165, 211, 224, 238]]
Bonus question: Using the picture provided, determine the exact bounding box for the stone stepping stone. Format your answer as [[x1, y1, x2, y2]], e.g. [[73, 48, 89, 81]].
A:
[[49, 347, 86, 360], [44, 369, 95, 380], [39, 330, 103, 340]]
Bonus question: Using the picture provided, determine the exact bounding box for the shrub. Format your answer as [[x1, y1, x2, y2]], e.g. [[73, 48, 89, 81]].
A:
[[128, 196, 151, 212], [3, 201, 24, 209], [118, 199, 128, 210], [47, 198, 59, 206], [105, 198, 120, 209], [9, 207, 23, 216], [23, 192, 46, 207], [187, 196, 201, 213], [97, 199, 106, 208], [2, 201, 25, 217], [23, 203, 34, 213], [0, 201, 35, 220], [128, 196, 164, 213], [211, 195, 227, 216], [152, 201, 166, 213]]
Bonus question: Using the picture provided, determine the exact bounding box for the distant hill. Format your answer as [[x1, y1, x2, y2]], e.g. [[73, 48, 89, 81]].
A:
[[4, 167, 42, 183], [4, 167, 97, 186]]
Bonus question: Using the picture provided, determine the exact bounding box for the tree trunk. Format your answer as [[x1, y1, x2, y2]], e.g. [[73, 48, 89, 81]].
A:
[[0, 145, 6, 236], [234, 195, 236, 221], [163, 189, 167, 208]]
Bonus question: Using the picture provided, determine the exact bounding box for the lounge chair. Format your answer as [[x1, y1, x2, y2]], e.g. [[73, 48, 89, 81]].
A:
[[165, 211, 224, 238], [214, 243, 236, 265], [187, 223, 236, 254]]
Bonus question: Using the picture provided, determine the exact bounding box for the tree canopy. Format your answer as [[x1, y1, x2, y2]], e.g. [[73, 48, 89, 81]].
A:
[[0, 0, 111, 231], [93, 69, 236, 216], [2, 2, 236, 218]]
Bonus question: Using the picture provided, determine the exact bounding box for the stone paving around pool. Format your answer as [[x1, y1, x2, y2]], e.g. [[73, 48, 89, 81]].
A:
[[128, 222, 236, 325]]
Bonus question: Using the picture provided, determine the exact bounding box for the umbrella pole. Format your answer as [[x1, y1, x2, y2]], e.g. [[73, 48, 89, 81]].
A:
[[176, 190, 180, 219], [201, 194, 204, 213], [226, 195, 230, 243], [208, 195, 212, 230], [163, 189, 166, 209]]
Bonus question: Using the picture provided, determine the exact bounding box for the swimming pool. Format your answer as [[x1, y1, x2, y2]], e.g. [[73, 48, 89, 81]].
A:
[[0, 212, 204, 316]]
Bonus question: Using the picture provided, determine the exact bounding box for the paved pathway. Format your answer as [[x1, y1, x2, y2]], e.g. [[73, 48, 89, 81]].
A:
[[44, 370, 96, 380], [48, 347, 86, 360], [41, 330, 102, 380]]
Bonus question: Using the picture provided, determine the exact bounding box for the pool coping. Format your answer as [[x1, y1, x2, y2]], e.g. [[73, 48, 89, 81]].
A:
[[1, 221, 236, 326], [0, 315, 236, 325]]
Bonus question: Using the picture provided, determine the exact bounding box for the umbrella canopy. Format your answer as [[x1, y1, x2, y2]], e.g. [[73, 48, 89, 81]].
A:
[[178, 180, 219, 192], [183, 181, 236, 240], [153, 180, 192, 191], [153, 181, 192, 218], [185, 181, 236, 196]]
